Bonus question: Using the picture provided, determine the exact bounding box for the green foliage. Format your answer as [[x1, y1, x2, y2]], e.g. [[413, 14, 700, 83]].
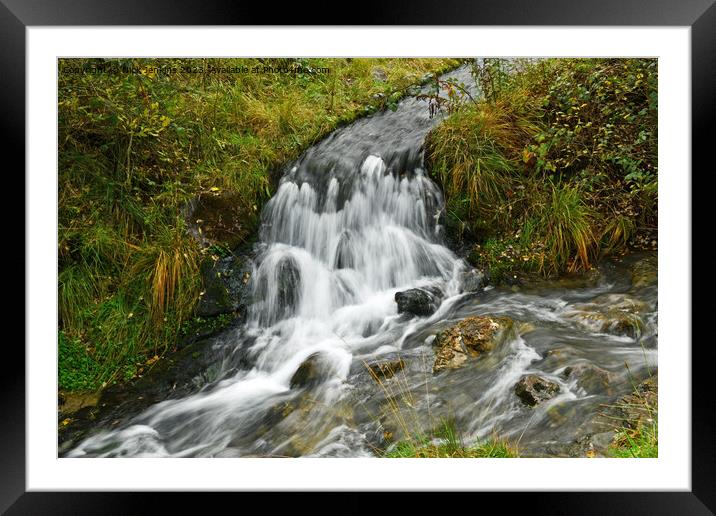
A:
[[427, 58, 658, 280], [609, 420, 658, 458], [473, 237, 540, 283], [385, 419, 516, 458], [58, 331, 100, 391], [179, 313, 235, 339], [470, 58, 512, 102], [537, 183, 597, 273], [206, 243, 232, 258], [524, 59, 657, 182]]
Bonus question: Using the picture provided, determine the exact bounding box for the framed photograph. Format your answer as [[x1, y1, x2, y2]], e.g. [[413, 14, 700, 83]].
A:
[[7, 0, 712, 512]]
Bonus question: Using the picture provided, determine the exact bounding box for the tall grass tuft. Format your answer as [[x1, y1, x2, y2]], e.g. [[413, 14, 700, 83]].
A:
[[144, 223, 200, 328], [537, 183, 597, 274], [426, 104, 536, 236], [601, 214, 637, 254], [58, 264, 97, 335]]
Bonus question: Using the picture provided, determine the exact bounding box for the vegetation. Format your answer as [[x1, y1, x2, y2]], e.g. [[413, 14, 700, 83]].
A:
[[426, 58, 657, 281], [384, 419, 516, 458], [608, 419, 658, 458], [606, 367, 658, 458], [58, 57, 460, 392]]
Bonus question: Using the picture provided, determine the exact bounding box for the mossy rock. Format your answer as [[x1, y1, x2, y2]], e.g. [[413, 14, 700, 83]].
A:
[[514, 374, 560, 406], [367, 358, 405, 380], [196, 254, 253, 318], [630, 255, 658, 289], [561, 362, 615, 395], [432, 315, 514, 373], [289, 353, 334, 389], [568, 294, 649, 339], [184, 192, 258, 250]]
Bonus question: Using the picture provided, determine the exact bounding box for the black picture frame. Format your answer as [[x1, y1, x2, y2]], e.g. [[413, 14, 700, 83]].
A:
[[5, 0, 713, 513]]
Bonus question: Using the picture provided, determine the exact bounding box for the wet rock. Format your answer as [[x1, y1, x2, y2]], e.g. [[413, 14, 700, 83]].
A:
[[276, 255, 301, 318], [567, 293, 648, 339], [460, 267, 487, 293], [630, 255, 658, 289], [262, 399, 298, 429], [259, 397, 356, 457], [334, 231, 354, 269], [395, 287, 442, 317], [561, 363, 614, 394], [591, 431, 617, 451], [557, 432, 613, 458], [606, 313, 644, 338], [514, 374, 560, 406], [367, 358, 405, 380], [183, 192, 257, 250], [518, 322, 537, 335], [58, 391, 101, 417], [610, 375, 658, 430], [290, 353, 333, 389], [432, 316, 514, 373], [196, 254, 253, 318]]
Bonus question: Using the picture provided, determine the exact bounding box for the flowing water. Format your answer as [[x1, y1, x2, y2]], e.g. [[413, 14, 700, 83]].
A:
[[67, 66, 657, 458]]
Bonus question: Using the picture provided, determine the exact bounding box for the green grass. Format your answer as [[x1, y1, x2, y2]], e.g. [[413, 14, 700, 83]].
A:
[[608, 420, 658, 458], [426, 58, 658, 281], [384, 419, 516, 458], [606, 365, 658, 458], [601, 214, 637, 253], [537, 182, 597, 274], [426, 103, 536, 240]]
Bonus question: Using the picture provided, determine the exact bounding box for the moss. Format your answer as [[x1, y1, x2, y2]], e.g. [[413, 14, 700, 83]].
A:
[[179, 313, 235, 339]]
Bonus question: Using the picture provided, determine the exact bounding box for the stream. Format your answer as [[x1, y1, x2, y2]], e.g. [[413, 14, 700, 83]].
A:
[[66, 65, 657, 458]]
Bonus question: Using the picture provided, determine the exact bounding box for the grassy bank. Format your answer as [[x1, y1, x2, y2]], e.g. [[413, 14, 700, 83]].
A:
[[606, 374, 658, 458], [58, 57, 461, 392], [426, 58, 657, 281], [609, 419, 658, 458], [385, 425, 516, 458]]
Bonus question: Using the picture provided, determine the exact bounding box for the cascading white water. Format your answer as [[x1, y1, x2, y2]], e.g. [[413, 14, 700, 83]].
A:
[[243, 152, 465, 385], [250, 155, 460, 327]]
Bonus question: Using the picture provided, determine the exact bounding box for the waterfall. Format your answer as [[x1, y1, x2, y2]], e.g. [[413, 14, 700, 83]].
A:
[[249, 155, 460, 328]]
